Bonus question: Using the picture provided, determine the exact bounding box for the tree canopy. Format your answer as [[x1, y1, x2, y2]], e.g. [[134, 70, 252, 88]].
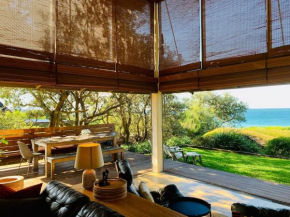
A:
[[182, 92, 248, 136], [0, 87, 248, 144]]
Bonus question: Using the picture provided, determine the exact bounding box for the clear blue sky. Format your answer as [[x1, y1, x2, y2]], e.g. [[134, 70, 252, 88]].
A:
[[177, 84, 290, 109]]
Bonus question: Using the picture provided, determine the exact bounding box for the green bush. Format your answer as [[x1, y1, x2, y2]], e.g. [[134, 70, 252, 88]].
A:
[[0, 137, 8, 162], [191, 136, 207, 146], [122, 141, 151, 154], [265, 137, 290, 157], [202, 132, 262, 153], [165, 136, 192, 147]]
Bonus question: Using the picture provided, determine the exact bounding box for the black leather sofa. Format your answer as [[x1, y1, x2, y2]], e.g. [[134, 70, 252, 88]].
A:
[[115, 160, 183, 206], [231, 203, 290, 217], [0, 180, 124, 217]]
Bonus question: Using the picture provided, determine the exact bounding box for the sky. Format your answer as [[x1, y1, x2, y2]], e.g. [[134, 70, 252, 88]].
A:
[[177, 84, 290, 109]]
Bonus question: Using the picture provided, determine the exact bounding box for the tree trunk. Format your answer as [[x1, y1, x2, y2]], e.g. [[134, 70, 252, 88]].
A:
[[142, 97, 150, 141], [121, 105, 131, 144], [75, 92, 80, 126], [49, 90, 69, 127]]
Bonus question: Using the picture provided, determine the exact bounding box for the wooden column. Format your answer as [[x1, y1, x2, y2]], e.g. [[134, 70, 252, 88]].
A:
[[151, 2, 163, 173]]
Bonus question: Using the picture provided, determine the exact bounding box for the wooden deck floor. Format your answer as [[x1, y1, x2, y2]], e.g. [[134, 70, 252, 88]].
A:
[[0, 151, 152, 186], [164, 158, 290, 206], [0, 151, 289, 207]]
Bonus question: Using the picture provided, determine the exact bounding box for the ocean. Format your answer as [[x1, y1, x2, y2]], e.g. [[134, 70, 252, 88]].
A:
[[240, 108, 290, 128]]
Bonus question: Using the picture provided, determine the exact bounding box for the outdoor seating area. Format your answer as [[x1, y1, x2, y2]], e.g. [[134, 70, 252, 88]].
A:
[[163, 145, 203, 165], [0, 0, 290, 216]]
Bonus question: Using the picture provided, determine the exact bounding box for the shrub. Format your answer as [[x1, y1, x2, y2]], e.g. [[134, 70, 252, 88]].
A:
[[0, 138, 8, 162], [265, 137, 290, 157], [165, 136, 192, 147], [202, 132, 262, 153], [191, 136, 207, 147], [122, 141, 151, 154]]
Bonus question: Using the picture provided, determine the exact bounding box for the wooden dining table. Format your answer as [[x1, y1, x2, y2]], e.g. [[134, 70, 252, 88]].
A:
[[31, 133, 117, 177]]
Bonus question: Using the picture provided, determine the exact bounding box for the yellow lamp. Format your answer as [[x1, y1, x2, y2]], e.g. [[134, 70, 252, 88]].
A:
[[75, 143, 104, 189]]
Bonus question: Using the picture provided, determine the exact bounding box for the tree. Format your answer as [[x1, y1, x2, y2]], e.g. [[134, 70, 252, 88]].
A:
[[182, 92, 248, 136], [111, 94, 135, 144], [132, 95, 151, 142], [0, 111, 29, 130], [63, 91, 120, 126], [162, 94, 187, 141], [0, 87, 121, 128]]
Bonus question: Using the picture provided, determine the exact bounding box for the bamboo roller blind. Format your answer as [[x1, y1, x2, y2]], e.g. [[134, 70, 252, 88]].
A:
[[0, 0, 156, 93], [160, 0, 290, 92], [159, 0, 200, 74], [203, 0, 267, 66], [270, 0, 290, 56], [0, 0, 290, 93], [116, 0, 154, 71], [57, 0, 115, 64], [0, 0, 54, 53]]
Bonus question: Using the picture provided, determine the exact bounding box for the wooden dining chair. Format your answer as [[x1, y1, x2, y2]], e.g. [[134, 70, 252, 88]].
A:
[[17, 141, 42, 178]]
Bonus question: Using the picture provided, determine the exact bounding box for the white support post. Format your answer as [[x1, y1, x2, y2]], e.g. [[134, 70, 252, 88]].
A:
[[151, 92, 163, 172], [151, 2, 163, 173]]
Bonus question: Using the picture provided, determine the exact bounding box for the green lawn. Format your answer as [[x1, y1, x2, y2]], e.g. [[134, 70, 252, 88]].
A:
[[183, 147, 290, 185]]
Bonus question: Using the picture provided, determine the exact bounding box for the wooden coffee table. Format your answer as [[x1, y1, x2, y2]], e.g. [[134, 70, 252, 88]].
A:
[[73, 184, 186, 217]]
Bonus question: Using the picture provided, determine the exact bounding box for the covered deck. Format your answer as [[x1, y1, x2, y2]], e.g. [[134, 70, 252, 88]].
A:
[[0, 0, 290, 216], [0, 151, 289, 217]]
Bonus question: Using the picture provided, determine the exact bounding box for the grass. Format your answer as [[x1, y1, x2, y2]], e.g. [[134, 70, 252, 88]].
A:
[[204, 126, 290, 146], [183, 147, 290, 185]]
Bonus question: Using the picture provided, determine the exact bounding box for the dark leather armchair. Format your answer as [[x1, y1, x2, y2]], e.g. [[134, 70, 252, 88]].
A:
[[115, 159, 140, 196], [231, 203, 290, 217], [115, 160, 183, 206]]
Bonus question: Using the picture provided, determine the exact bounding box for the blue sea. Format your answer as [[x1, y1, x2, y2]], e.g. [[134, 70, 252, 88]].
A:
[[240, 108, 290, 128]]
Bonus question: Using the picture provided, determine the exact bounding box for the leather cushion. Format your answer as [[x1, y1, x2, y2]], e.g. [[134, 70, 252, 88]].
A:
[[231, 203, 290, 217], [0, 197, 52, 217], [76, 201, 124, 217], [139, 181, 154, 202], [115, 160, 133, 185], [40, 181, 90, 217], [150, 191, 162, 203], [115, 160, 140, 196], [159, 184, 183, 202], [128, 185, 140, 196]]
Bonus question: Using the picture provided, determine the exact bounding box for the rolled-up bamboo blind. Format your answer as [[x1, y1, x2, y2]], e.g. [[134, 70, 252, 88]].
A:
[[0, 0, 55, 86]]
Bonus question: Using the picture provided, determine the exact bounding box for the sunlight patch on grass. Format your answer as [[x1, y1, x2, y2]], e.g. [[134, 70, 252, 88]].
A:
[[183, 147, 290, 185]]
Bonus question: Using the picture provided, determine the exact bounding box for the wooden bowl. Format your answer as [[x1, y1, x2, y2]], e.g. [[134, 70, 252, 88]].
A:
[[93, 178, 127, 201]]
